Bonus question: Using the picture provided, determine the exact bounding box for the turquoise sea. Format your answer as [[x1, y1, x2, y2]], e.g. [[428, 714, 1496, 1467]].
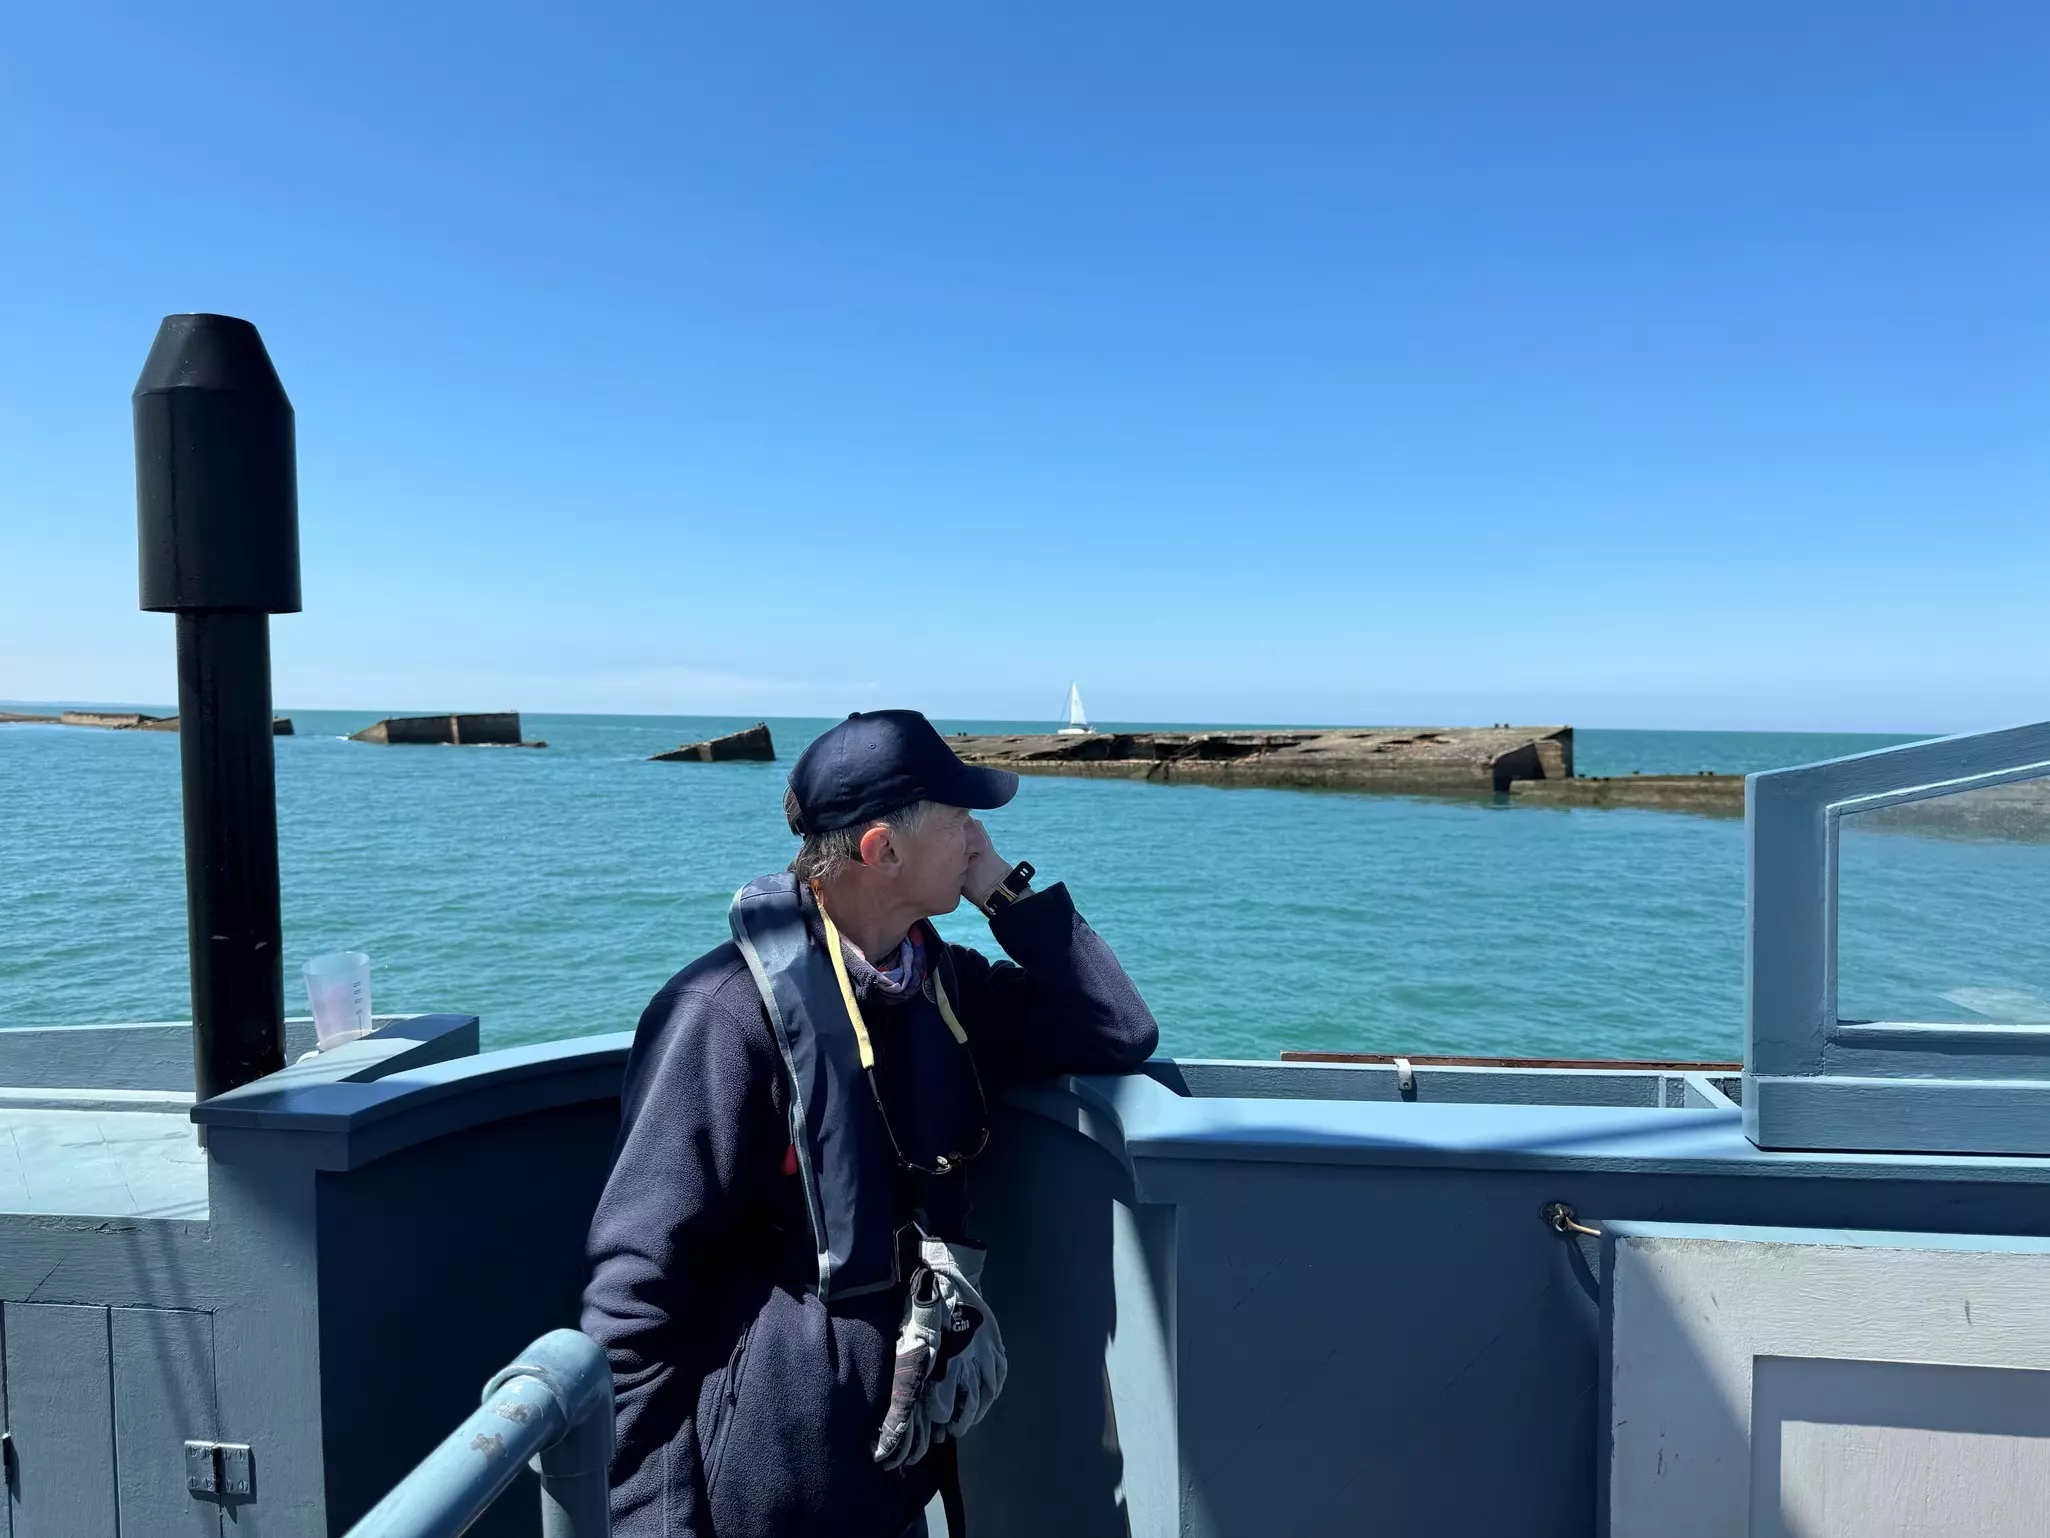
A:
[[5, 710, 2048, 1063]]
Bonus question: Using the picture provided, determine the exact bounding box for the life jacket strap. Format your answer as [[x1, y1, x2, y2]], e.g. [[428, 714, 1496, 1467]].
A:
[[814, 892, 971, 1064]]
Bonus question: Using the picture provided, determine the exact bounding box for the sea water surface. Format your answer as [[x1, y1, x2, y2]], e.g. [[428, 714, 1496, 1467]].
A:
[[5, 710, 2048, 1063]]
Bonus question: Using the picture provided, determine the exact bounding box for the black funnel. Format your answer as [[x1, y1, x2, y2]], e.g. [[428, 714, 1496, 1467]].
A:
[[136, 313, 301, 616], [134, 314, 301, 1106]]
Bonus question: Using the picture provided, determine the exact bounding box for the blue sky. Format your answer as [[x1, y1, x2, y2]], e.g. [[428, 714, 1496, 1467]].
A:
[[3, 3, 2044, 731]]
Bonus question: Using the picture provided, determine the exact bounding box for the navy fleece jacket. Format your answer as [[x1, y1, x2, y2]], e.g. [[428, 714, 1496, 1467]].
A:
[[580, 882, 1158, 1538]]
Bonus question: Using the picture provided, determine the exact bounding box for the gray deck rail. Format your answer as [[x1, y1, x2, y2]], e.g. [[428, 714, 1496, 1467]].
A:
[[343, 1329, 613, 1538]]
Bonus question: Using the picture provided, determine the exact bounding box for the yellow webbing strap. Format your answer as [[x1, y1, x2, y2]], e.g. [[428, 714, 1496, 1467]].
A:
[[816, 896, 877, 1070], [814, 894, 971, 1064], [930, 952, 970, 1046]]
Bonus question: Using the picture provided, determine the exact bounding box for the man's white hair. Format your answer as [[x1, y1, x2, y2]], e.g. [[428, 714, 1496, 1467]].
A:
[[784, 790, 939, 885]]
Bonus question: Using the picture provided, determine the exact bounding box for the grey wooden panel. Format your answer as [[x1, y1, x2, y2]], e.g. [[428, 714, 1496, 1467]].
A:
[[3, 1303, 116, 1538], [208, 1155, 325, 1538], [0, 1215, 215, 1312], [1755, 1075, 2050, 1157], [1, 1304, 11, 1538], [1752, 1357, 2050, 1537], [112, 1308, 221, 1538]]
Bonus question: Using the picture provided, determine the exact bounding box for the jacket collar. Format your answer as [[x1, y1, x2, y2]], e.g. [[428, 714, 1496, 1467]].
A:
[[800, 885, 926, 1005]]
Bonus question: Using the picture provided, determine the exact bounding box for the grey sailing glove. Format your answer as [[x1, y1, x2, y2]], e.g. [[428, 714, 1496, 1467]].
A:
[[917, 1237, 1008, 1441], [873, 1268, 944, 1470]]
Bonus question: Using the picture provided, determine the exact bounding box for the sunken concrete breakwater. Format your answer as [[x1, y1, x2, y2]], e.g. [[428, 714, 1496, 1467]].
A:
[[1852, 776, 2050, 841], [1510, 773, 1744, 815], [63, 709, 165, 729], [1511, 769, 2050, 834], [649, 722, 775, 762], [349, 712, 545, 748], [949, 726, 2050, 829], [0, 710, 294, 734], [948, 726, 1574, 793]]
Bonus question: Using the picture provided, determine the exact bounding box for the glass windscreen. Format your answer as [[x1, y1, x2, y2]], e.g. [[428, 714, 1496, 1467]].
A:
[[1836, 774, 2050, 1026]]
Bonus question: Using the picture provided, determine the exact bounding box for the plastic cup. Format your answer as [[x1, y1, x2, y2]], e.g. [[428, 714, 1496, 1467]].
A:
[[303, 951, 373, 1050]]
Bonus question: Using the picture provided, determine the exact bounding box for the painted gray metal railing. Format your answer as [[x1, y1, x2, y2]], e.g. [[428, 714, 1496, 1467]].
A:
[[344, 1329, 613, 1538]]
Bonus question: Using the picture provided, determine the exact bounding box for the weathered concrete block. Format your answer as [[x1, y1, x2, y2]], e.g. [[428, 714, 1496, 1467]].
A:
[[1509, 773, 1745, 816], [41, 710, 291, 735], [139, 715, 294, 735], [649, 722, 775, 762], [60, 710, 160, 729], [948, 725, 1576, 795], [349, 712, 537, 747]]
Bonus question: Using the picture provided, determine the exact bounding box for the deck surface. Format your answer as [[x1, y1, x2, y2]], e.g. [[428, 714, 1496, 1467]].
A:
[[0, 1106, 206, 1219]]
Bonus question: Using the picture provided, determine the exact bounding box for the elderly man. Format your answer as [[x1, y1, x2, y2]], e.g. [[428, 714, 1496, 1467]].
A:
[[582, 708, 1159, 1538]]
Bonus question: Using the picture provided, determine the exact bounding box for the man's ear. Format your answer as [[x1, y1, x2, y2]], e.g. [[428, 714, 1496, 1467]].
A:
[[857, 823, 895, 870]]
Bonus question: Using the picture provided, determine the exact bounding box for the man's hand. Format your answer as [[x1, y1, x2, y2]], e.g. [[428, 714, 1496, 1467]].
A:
[[962, 817, 1013, 909]]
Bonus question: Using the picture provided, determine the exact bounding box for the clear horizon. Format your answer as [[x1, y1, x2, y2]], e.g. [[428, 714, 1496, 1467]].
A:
[[5, 4, 2045, 736], [0, 698, 1941, 740]]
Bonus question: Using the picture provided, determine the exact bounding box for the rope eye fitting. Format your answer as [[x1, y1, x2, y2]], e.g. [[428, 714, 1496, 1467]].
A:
[[1540, 1201, 1602, 1238]]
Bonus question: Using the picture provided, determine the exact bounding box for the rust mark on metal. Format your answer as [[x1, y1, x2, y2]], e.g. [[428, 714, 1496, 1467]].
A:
[[493, 1400, 539, 1424], [470, 1432, 506, 1460]]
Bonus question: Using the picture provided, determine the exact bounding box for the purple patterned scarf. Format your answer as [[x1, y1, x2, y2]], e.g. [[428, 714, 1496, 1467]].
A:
[[862, 925, 928, 998]]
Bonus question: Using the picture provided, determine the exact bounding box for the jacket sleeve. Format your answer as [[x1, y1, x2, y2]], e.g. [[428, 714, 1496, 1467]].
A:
[[580, 966, 780, 1521], [949, 881, 1159, 1086]]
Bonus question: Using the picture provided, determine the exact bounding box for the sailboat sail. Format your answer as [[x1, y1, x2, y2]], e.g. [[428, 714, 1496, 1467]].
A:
[[1060, 683, 1090, 734]]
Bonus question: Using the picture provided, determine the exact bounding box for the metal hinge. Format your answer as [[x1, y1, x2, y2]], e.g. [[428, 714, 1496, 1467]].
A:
[[185, 1441, 253, 1499]]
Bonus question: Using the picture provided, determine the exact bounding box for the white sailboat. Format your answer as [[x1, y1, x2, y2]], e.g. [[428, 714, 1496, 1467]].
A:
[[1056, 683, 1092, 735]]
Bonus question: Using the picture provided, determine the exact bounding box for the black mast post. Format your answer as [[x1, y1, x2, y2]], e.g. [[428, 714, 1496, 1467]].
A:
[[135, 314, 302, 1105]]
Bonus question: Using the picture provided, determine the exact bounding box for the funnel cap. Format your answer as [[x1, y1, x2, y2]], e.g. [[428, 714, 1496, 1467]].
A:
[[135, 313, 301, 615]]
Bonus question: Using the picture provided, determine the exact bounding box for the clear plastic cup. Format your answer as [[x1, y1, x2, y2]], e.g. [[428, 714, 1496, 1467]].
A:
[[303, 951, 374, 1050]]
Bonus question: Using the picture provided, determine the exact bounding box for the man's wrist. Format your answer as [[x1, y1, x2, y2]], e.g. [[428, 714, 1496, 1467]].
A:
[[976, 860, 1035, 917]]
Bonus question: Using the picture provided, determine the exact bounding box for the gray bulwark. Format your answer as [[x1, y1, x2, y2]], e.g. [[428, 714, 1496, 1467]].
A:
[[0, 1014, 489, 1538], [21, 985, 2050, 1535], [0, 1016, 470, 1222]]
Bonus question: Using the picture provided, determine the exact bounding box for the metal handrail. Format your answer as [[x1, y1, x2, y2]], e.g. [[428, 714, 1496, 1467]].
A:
[[344, 1329, 614, 1538]]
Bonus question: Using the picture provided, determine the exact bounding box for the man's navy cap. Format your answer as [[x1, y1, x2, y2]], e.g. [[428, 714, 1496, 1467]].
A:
[[788, 709, 1019, 835]]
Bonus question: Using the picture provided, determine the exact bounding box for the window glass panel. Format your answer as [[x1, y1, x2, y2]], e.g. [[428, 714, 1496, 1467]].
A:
[[1836, 775, 2050, 1025]]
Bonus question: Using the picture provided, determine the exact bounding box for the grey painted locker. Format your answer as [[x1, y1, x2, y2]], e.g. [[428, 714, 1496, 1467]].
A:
[[112, 1308, 220, 1537], [4, 1304, 116, 1538], [0, 1304, 9, 1538], [3, 1303, 222, 1538]]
